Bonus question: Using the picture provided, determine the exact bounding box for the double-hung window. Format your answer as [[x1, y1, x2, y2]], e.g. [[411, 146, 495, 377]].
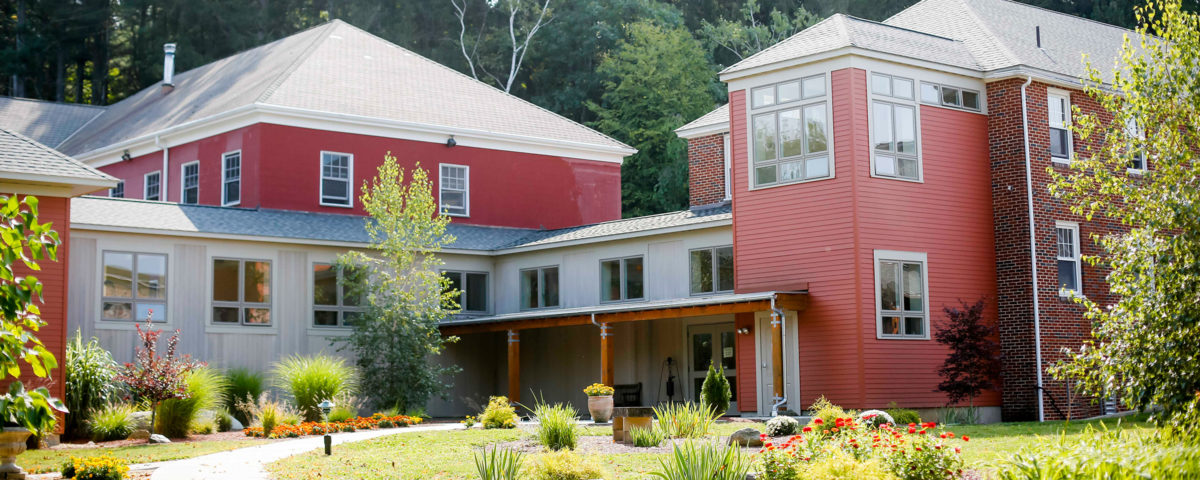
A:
[[690, 246, 733, 295], [439, 164, 468, 216], [1056, 223, 1082, 296], [222, 151, 241, 206], [600, 256, 644, 302], [144, 171, 161, 201], [313, 263, 365, 327], [750, 74, 830, 187], [1048, 92, 1072, 161], [181, 161, 199, 204], [875, 250, 928, 339], [1125, 117, 1146, 172], [110, 181, 124, 198], [519, 266, 560, 310], [101, 252, 167, 322], [871, 73, 920, 180], [212, 258, 271, 326], [444, 270, 487, 313], [320, 152, 352, 207]]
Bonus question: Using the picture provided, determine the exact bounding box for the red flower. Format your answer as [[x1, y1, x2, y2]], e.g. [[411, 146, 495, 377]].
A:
[[760, 433, 769, 440], [922, 422, 937, 428], [962, 435, 969, 442], [814, 418, 824, 425], [802, 426, 813, 433], [908, 427, 917, 434]]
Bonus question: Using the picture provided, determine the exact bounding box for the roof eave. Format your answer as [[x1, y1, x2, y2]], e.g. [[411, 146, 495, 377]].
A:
[[675, 121, 730, 140], [720, 47, 984, 83]]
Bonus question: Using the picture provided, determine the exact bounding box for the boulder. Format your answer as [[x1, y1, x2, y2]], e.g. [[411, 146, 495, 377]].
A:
[[230, 417, 244, 432], [727, 427, 764, 447], [129, 429, 151, 440], [148, 434, 171, 444]]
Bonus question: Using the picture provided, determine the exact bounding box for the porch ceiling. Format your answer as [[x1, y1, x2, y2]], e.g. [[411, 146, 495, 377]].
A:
[[439, 289, 808, 336]]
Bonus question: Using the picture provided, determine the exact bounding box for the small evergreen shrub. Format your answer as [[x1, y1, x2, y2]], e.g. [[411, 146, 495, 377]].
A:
[[653, 402, 715, 438], [474, 446, 523, 480], [630, 426, 666, 447], [272, 354, 358, 422], [527, 450, 611, 480], [700, 362, 731, 416], [155, 367, 228, 438], [87, 404, 135, 442], [64, 332, 120, 440], [885, 402, 921, 426], [534, 400, 579, 450], [480, 396, 518, 429], [765, 416, 800, 437], [224, 368, 265, 425]]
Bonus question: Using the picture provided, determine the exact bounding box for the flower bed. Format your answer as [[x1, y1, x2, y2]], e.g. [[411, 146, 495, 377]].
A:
[[244, 413, 423, 439]]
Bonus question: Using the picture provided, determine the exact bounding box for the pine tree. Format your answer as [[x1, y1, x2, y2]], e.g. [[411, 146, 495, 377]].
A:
[[700, 361, 731, 416]]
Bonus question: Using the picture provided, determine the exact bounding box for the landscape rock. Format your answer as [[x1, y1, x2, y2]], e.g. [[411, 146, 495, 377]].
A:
[[129, 429, 151, 440], [727, 427, 764, 447], [149, 434, 171, 444], [230, 417, 244, 431]]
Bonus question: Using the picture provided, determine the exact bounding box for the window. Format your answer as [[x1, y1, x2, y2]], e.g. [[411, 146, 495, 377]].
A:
[[1048, 92, 1072, 161], [320, 152, 352, 207], [871, 73, 920, 181], [519, 266, 560, 310], [1125, 117, 1146, 171], [439, 164, 468, 216], [110, 181, 124, 198], [181, 161, 199, 204], [874, 250, 928, 339], [313, 263, 365, 327], [722, 134, 732, 200], [222, 151, 241, 206], [444, 271, 487, 313], [690, 246, 734, 295], [751, 74, 830, 188], [600, 256, 644, 302], [212, 258, 271, 326], [919, 82, 981, 111], [102, 252, 167, 322], [144, 171, 161, 201], [1056, 223, 1082, 296]]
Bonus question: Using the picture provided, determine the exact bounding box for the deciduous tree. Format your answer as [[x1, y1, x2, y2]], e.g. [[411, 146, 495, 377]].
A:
[[934, 299, 1000, 408]]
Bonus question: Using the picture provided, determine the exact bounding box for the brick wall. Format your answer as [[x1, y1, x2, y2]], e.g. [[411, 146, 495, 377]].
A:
[[687, 134, 727, 207]]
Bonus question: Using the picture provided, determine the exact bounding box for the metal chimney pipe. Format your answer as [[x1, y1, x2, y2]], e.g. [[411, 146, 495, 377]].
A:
[[162, 43, 177, 93]]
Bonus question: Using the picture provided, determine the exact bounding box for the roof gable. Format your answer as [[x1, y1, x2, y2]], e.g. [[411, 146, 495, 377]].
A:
[[0, 127, 118, 194]]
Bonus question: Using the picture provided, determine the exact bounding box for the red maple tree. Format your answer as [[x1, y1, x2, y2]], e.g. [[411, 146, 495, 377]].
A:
[[115, 311, 204, 437]]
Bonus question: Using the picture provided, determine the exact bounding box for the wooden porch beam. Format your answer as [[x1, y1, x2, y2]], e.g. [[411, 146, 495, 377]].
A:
[[507, 330, 520, 403], [771, 311, 785, 402], [600, 323, 614, 386]]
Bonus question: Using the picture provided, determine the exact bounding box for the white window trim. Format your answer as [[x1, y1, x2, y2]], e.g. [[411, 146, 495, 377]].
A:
[[1124, 117, 1147, 174], [868, 71, 924, 183], [180, 161, 200, 205], [873, 250, 931, 340], [210, 257, 273, 327], [100, 250, 169, 324], [722, 133, 732, 201], [599, 255, 646, 303], [311, 262, 365, 328], [1048, 89, 1074, 164], [746, 73, 836, 191], [143, 171, 162, 201], [439, 163, 470, 217], [318, 151, 354, 208], [918, 81, 983, 112], [1056, 221, 1083, 298], [689, 245, 734, 296], [443, 269, 489, 313], [109, 181, 124, 198], [222, 150, 242, 207], [518, 265, 561, 310]]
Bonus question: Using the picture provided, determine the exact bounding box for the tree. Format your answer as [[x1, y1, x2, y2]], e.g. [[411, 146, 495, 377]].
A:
[[1046, 0, 1200, 429], [115, 313, 202, 437], [589, 20, 719, 217], [934, 299, 1000, 408], [699, 0, 820, 66], [336, 153, 460, 412], [700, 361, 731, 416], [451, 0, 554, 93]]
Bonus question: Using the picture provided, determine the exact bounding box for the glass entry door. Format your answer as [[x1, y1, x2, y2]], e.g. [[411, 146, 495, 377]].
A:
[[688, 323, 737, 412]]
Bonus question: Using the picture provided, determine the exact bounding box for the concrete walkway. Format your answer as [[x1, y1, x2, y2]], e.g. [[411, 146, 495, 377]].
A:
[[144, 423, 462, 480]]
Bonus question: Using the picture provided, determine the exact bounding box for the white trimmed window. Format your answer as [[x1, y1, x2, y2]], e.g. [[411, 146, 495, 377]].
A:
[[600, 256, 644, 302], [444, 270, 488, 313], [144, 171, 161, 201], [874, 250, 929, 339], [1125, 117, 1146, 172], [320, 152, 353, 207], [439, 164, 469, 216], [919, 82, 981, 111], [222, 151, 241, 206], [110, 181, 124, 198], [101, 251, 167, 322], [751, 74, 831, 187], [212, 258, 271, 326], [690, 246, 734, 295], [1056, 222, 1082, 296], [871, 73, 920, 181], [519, 266, 560, 310], [313, 263, 365, 327], [181, 161, 199, 204], [1048, 92, 1072, 161]]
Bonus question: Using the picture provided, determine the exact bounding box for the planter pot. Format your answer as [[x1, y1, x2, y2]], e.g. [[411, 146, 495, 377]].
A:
[[0, 427, 32, 479], [587, 395, 614, 423]]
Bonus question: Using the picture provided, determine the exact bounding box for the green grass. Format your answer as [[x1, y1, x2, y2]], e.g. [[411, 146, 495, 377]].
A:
[[949, 413, 1155, 466], [21, 439, 269, 473]]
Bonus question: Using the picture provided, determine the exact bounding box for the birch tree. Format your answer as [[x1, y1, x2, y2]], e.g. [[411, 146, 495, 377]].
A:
[[451, 0, 553, 93]]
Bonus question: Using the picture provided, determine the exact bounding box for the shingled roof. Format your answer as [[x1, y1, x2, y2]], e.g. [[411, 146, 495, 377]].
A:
[[0, 97, 105, 148], [57, 20, 633, 158], [0, 127, 117, 195], [675, 104, 730, 138]]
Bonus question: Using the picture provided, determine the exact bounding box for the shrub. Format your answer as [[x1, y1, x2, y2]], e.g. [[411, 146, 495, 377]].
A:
[[533, 400, 579, 450], [60, 454, 129, 480], [806, 396, 852, 435], [935, 299, 1000, 408], [474, 446, 523, 480], [480, 396, 518, 429], [116, 316, 204, 437], [527, 450, 611, 480], [192, 420, 215, 435], [700, 362, 731, 416], [88, 404, 135, 442], [214, 408, 233, 432], [885, 403, 921, 426], [766, 416, 800, 437], [328, 404, 357, 423], [994, 427, 1200, 480], [272, 354, 358, 422], [653, 402, 715, 438], [154, 367, 228, 438], [223, 368, 265, 425], [651, 441, 751, 480], [64, 332, 120, 440], [630, 426, 666, 447]]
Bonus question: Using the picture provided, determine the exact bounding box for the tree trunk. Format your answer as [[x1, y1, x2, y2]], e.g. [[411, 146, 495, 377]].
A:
[[11, 0, 26, 98], [73, 58, 85, 103]]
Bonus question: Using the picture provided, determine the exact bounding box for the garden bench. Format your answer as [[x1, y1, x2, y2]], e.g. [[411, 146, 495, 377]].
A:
[[610, 406, 655, 444]]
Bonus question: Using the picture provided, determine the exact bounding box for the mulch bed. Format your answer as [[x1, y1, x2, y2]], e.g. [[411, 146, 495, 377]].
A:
[[51, 431, 255, 450]]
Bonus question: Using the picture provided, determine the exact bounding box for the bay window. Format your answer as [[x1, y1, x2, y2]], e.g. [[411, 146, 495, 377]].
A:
[[212, 258, 271, 326], [751, 74, 830, 187], [102, 252, 167, 322]]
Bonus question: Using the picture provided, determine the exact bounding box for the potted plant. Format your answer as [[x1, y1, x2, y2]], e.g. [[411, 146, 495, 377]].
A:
[[583, 383, 614, 423], [0, 381, 66, 477]]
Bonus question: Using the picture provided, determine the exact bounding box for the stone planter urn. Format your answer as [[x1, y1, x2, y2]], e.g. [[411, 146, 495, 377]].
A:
[[587, 395, 614, 423], [0, 427, 33, 479]]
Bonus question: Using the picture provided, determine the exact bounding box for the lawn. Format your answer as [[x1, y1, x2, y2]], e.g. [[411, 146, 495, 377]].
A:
[[22, 438, 272, 473], [267, 416, 1153, 479]]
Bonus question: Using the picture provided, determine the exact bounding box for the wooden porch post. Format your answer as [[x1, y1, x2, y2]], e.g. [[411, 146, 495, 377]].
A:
[[771, 311, 784, 402], [600, 323, 614, 386], [507, 330, 520, 403]]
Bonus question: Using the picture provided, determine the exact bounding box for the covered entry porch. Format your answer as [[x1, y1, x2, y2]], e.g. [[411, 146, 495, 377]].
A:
[[435, 290, 807, 418]]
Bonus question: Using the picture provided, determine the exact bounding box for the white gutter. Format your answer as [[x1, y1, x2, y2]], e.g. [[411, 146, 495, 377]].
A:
[[1019, 75, 1046, 422], [155, 135, 168, 202]]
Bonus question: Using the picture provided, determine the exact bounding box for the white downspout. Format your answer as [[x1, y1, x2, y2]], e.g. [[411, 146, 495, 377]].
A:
[[155, 135, 169, 202], [1019, 76, 1046, 422]]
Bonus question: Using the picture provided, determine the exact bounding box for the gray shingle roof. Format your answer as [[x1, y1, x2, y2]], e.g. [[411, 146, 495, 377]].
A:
[[0, 97, 105, 148], [69, 197, 731, 252], [0, 127, 117, 186], [58, 20, 632, 157], [676, 104, 729, 136]]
